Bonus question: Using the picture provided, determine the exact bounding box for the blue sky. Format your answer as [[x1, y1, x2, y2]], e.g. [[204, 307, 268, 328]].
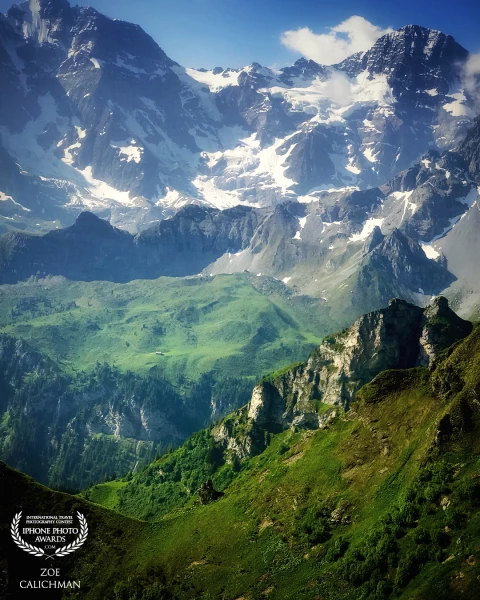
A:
[[1, 0, 479, 68]]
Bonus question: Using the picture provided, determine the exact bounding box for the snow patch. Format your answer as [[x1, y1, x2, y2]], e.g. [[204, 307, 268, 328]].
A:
[[75, 126, 87, 140], [253, 138, 297, 192], [0, 191, 31, 211], [185, 68, 240, 91], [345, 164, 361, 174], [390, 190, 417, 221], [293, 215, 307, 240], [20, 0, 56, 44], [363, 146, 378, 163], [78, 166, 136, 206], [62, 140, 81, 166], [348, 218, 384, 242], [114, 56, 165, 77], [460, 186, 479, 207], [192, 176, 258, 210], [267, 70, 394, 124], [443, 90, 473, 117], [155, 188, 188, 210], [420, 244, 440, 260], [111, 141, 144, 163], [298, 216, 307, 229]]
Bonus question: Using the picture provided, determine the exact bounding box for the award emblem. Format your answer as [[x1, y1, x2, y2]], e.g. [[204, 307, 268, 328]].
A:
[[11, 512, 88, 560]]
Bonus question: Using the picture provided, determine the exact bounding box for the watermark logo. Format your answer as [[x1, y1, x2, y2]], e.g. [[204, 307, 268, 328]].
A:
[[11, 512, 88, 560]]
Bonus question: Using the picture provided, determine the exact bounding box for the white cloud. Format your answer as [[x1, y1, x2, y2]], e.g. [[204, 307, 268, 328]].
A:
[[281, 16, 393, 66], [463, 52, 480, 103], [320, 71, 354, 106]]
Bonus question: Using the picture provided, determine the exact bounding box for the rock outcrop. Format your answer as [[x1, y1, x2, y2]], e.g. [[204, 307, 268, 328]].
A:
[[246, 297, 471, 431], [209, 297, 471, 463], [197, 480, 224, 505], [418, 296, 473, 365]]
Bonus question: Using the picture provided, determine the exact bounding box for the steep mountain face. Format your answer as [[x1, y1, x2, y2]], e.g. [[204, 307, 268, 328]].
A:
[[204, 133, 479, 319], [339, 25, 467, 96], [216, 298, 471, 454], [0, 0, 474, 233], [0, 0, 223, 232], [0, 205, 265, 282], [345, 229, 455, 317], [459, 115, 480, 179], [410, 116, 480, 317], [0, 333, 253, 490], [1, 104, 479, 319], [0, 151, 474, 320], [192, 25, 471, 200]]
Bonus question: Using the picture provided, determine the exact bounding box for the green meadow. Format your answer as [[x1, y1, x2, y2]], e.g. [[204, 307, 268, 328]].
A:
[[0, 273, 337, 381]]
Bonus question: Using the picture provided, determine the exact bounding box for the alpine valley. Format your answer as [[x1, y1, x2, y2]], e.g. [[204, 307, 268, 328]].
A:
[[1, 0, 480, 599]]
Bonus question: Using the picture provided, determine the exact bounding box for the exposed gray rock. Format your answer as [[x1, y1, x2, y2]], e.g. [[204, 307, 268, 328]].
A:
[[211, 408, 265, 460], [354, 229, 455, 307], [245, 297, 470, 433], [459, 116, 480, 182], [362, 226, 384, 255], [418, 296, 473, 366]]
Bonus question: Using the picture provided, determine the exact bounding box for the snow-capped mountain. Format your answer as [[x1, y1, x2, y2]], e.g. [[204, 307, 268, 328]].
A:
[[0, 0, 475, 232], [2, 114, 479, 322], [204, 114, 480, 318]]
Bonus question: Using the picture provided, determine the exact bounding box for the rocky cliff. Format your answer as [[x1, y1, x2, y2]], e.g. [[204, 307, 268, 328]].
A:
[[247, 297, 471, 428], [211, 298, 472, 459]]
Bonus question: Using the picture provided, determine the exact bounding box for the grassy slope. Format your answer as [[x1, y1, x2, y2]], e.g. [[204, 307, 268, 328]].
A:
[[2, 312, 479, 599], [1, 365, 477, 599], [0, 273, 335, 381], [76, 330, 480, 600], [0, 462, 176, 600]]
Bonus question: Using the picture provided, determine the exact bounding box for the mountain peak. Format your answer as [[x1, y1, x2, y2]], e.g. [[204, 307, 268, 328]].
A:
[[397, 24, 442, 35], [9, 0, 73, 45], [363, 225, 384, 255], [72, 211, 117, 234], [14, 0, 71, 10], [375, 22, 466, 57], [358, 23, 468, 91], [281, 56, 326, 82], [14, 0, 72, 19]]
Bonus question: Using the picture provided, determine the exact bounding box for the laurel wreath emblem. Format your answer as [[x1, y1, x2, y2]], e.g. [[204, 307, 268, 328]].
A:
[[10, 513, 44, 557], [11, 511, 88, 559]]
